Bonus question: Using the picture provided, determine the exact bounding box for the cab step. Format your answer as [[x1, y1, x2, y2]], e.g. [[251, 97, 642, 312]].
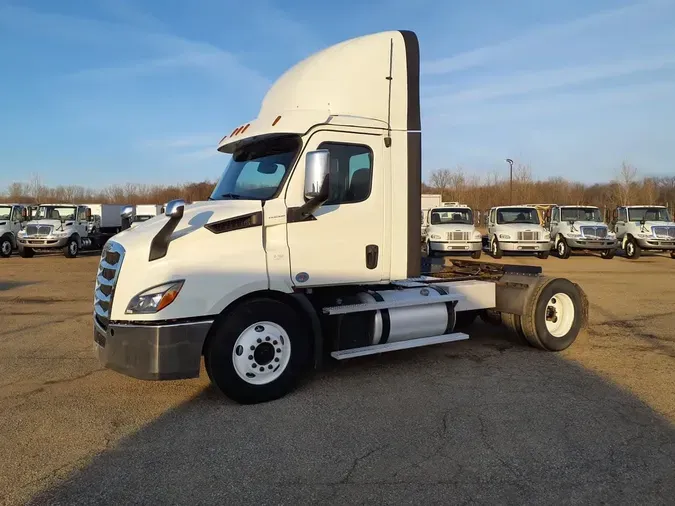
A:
[[330, 332, 470, 360]]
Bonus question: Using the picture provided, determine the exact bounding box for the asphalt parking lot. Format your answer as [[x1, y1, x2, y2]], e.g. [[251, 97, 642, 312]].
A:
[[1, 250, 674, 505]]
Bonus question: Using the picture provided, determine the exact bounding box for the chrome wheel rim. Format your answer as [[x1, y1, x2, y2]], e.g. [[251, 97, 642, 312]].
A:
[[545, 293, 575, 337], [232, 321, 291, 385]]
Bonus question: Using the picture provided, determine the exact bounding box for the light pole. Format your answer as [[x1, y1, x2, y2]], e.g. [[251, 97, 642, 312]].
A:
[[505, 158, 514, 204]]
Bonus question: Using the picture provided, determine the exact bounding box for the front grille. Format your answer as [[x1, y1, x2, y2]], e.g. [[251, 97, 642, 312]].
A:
[[446, 231, 470, 241], [25, 224, 53, 236], [94, 241, 125, 330], [653, 226, 675, 238], [517, 231, 540, 241], [581, 226, 608, 239]]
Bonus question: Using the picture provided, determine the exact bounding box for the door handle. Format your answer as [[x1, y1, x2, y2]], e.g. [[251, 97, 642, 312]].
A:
[[365, 244, 378, 269]]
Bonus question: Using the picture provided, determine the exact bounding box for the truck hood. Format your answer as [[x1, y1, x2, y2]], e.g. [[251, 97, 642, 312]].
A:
[[640, 221, 675, 229], [23, 219, 67, 230], [497, 223, 544, 231], [562, 221, 608, 228], [111, 200, 264, 252]]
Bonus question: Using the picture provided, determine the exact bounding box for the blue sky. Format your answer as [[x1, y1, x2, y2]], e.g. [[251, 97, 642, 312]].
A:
[[1, 0, 674, 191]]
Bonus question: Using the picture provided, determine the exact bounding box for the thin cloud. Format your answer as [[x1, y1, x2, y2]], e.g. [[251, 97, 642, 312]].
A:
[[421, 0, 674, 75]]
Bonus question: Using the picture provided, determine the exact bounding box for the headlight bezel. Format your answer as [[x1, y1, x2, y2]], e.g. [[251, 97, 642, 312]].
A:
[[125, 280, 185, 315]]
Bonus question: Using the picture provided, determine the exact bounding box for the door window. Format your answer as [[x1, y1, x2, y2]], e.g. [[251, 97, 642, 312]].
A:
[[317, 142, 373, 205], [618, 208, 627, 221]]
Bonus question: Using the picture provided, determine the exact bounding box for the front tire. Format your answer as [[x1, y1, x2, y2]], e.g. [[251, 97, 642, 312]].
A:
[[490, 237, 503, 259], [18, 245, 34, 258], [536, 251, 549, 259], [64, 238, 79, 258], [671, 251, 675, 259], [204, 298, 312, 404], [0, 237, 12, 258], [471, 249, 482, 260], [556, 236, 571, 259], [625, 237, 641, 259], [600, 249, 615, 259]]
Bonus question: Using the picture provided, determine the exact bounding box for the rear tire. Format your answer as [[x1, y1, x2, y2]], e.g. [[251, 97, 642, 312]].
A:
[[204, 298, 312, 404], [471, 249, 482, 260], [536, 251, 549, 259], [520, 278, 587, 351], [18, 245, 34, 258], [0, 237, 12, 258]]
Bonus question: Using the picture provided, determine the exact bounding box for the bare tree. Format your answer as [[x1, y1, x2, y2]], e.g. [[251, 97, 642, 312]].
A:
[[614, 161, 638, 205]]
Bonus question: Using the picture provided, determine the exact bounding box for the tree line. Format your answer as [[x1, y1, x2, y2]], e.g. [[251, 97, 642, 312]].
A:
[[2, 163, 674, 214]]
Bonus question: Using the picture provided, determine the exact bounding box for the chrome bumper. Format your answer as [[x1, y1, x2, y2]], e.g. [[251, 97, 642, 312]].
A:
[[499, 241, 550, 252], [17, 236, 69, 248], [430, 241, 482, 252], [636, 238, 675, 249], [567, 238, 617, 249], [94, 319, 212, 380]]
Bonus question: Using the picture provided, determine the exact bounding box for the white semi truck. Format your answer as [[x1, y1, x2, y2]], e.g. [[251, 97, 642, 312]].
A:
[[17, 203, 126, 258], [92, 30, 588, 404], [421, 202, 483, 259], [545, 205, 617, 259], [0, 203, 29, 258], [486, 205, 551, 259], [611, 205, 675, 259]]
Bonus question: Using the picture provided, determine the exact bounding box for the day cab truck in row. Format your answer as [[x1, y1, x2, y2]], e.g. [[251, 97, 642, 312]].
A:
[[421, 202, 482, 259], [92, 30, 589, 405], [17, 203, 126, 258], [611, 205, 675, 259], [486, 205, 551, 259], [545, 205, 617, 259], [0, 203, 29, 258]]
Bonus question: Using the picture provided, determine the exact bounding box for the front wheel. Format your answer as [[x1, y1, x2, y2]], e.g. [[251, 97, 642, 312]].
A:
[[536, 251, 549, 259], [64, 238, 79, 258], [204, 298, 311, 404], [471, 249, 482, 260], [0, 237, 12, 258], [490, 237, 503, 259], [600, 249, 615, 259], [18, 245, 34, 258], [556, 237, 571, 259], [625, 237, 641, 259], [671, 251, 675, 259]]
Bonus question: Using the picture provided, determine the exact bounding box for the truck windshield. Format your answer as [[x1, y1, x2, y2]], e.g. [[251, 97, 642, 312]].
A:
[[560, 207, 602, 222], [430, 208, 473, 225], [35, 206, 77, 220], [0, 206, 11, 220], [627, 207, 671, 222], [210, 135, 301, 201], [497, 208, 539, 225]]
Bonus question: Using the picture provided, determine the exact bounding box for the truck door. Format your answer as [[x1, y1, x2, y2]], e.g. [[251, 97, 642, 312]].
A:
[[615, 207, 628, 238], [487, 208, 496, 237], [76, 206, 89, 237], [11, 206, 22, 238], [550, 206, 560, 238], [285, 130, 387, 286]]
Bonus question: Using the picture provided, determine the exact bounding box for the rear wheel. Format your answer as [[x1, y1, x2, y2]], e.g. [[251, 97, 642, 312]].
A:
[[519, 278, 587, 351], [600, 249, 615, 259], [18, 245, 34, 258], [204, 298, 312, 404], [625, 237, 641, 259], [0, 237, 12, 258], [536, 251, 549, 259]]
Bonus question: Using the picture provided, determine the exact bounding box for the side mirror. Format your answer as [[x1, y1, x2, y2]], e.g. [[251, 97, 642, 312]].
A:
[[121, 206, 134, 219], [85, 208, 92, 221], [304, 149, 330, 201], [165, 199, 185, 219]]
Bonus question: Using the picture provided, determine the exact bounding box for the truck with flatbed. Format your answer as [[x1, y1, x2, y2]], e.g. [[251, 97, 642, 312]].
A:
[[545, 205, 617, 259], [17, 203, 126, 258], [0, 203, 29, 258], [486, 205, 551, 259], [421, 202, 483, 259], [92, 30, 588, 405], [611, 205, 675, 259]]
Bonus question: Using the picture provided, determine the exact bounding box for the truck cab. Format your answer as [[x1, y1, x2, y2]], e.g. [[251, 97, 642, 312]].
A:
[[17, 204, 92, 257], [0, 204, 28, 258], [422, 203, 482, 259], [487, 205, 550, 259], [547, 205, 617, 259], [612, 205, 675, 259]]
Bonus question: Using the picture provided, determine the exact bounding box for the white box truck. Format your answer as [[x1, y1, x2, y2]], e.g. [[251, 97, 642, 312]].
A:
[[92, 30, 588, 404]]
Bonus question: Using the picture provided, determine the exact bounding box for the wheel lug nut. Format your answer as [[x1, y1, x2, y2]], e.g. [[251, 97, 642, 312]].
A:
[[265, 336, 270, 341], [252, 364, 257, 369], [276, 348, 281, 353], [248, 355, 253, 360], [257, 338, 262, 343], [250, 346, 255, 351], [268, 365, 273, 370], [274, 358, 279, 362], [273, 340, 278, 345]]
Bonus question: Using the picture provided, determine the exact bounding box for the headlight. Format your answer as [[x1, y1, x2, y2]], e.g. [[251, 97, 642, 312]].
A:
[[566, 233, 581, 238], [637, 233, 650, 238], [430, 234, 441, 240], [499, 234, 511, 240], [543, 231, 551, 239], [18, 230, 26, 237], [473, 231, 482, 239], [54, 231, 70, 237], [125, 280, 184, 314]]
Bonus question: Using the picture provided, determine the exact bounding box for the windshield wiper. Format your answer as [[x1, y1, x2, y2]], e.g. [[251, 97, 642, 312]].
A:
[[219, 193, 242, 199]]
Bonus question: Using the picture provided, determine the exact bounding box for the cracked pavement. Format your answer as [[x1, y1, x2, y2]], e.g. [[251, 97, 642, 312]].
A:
[[1, 251, 674, 505]]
